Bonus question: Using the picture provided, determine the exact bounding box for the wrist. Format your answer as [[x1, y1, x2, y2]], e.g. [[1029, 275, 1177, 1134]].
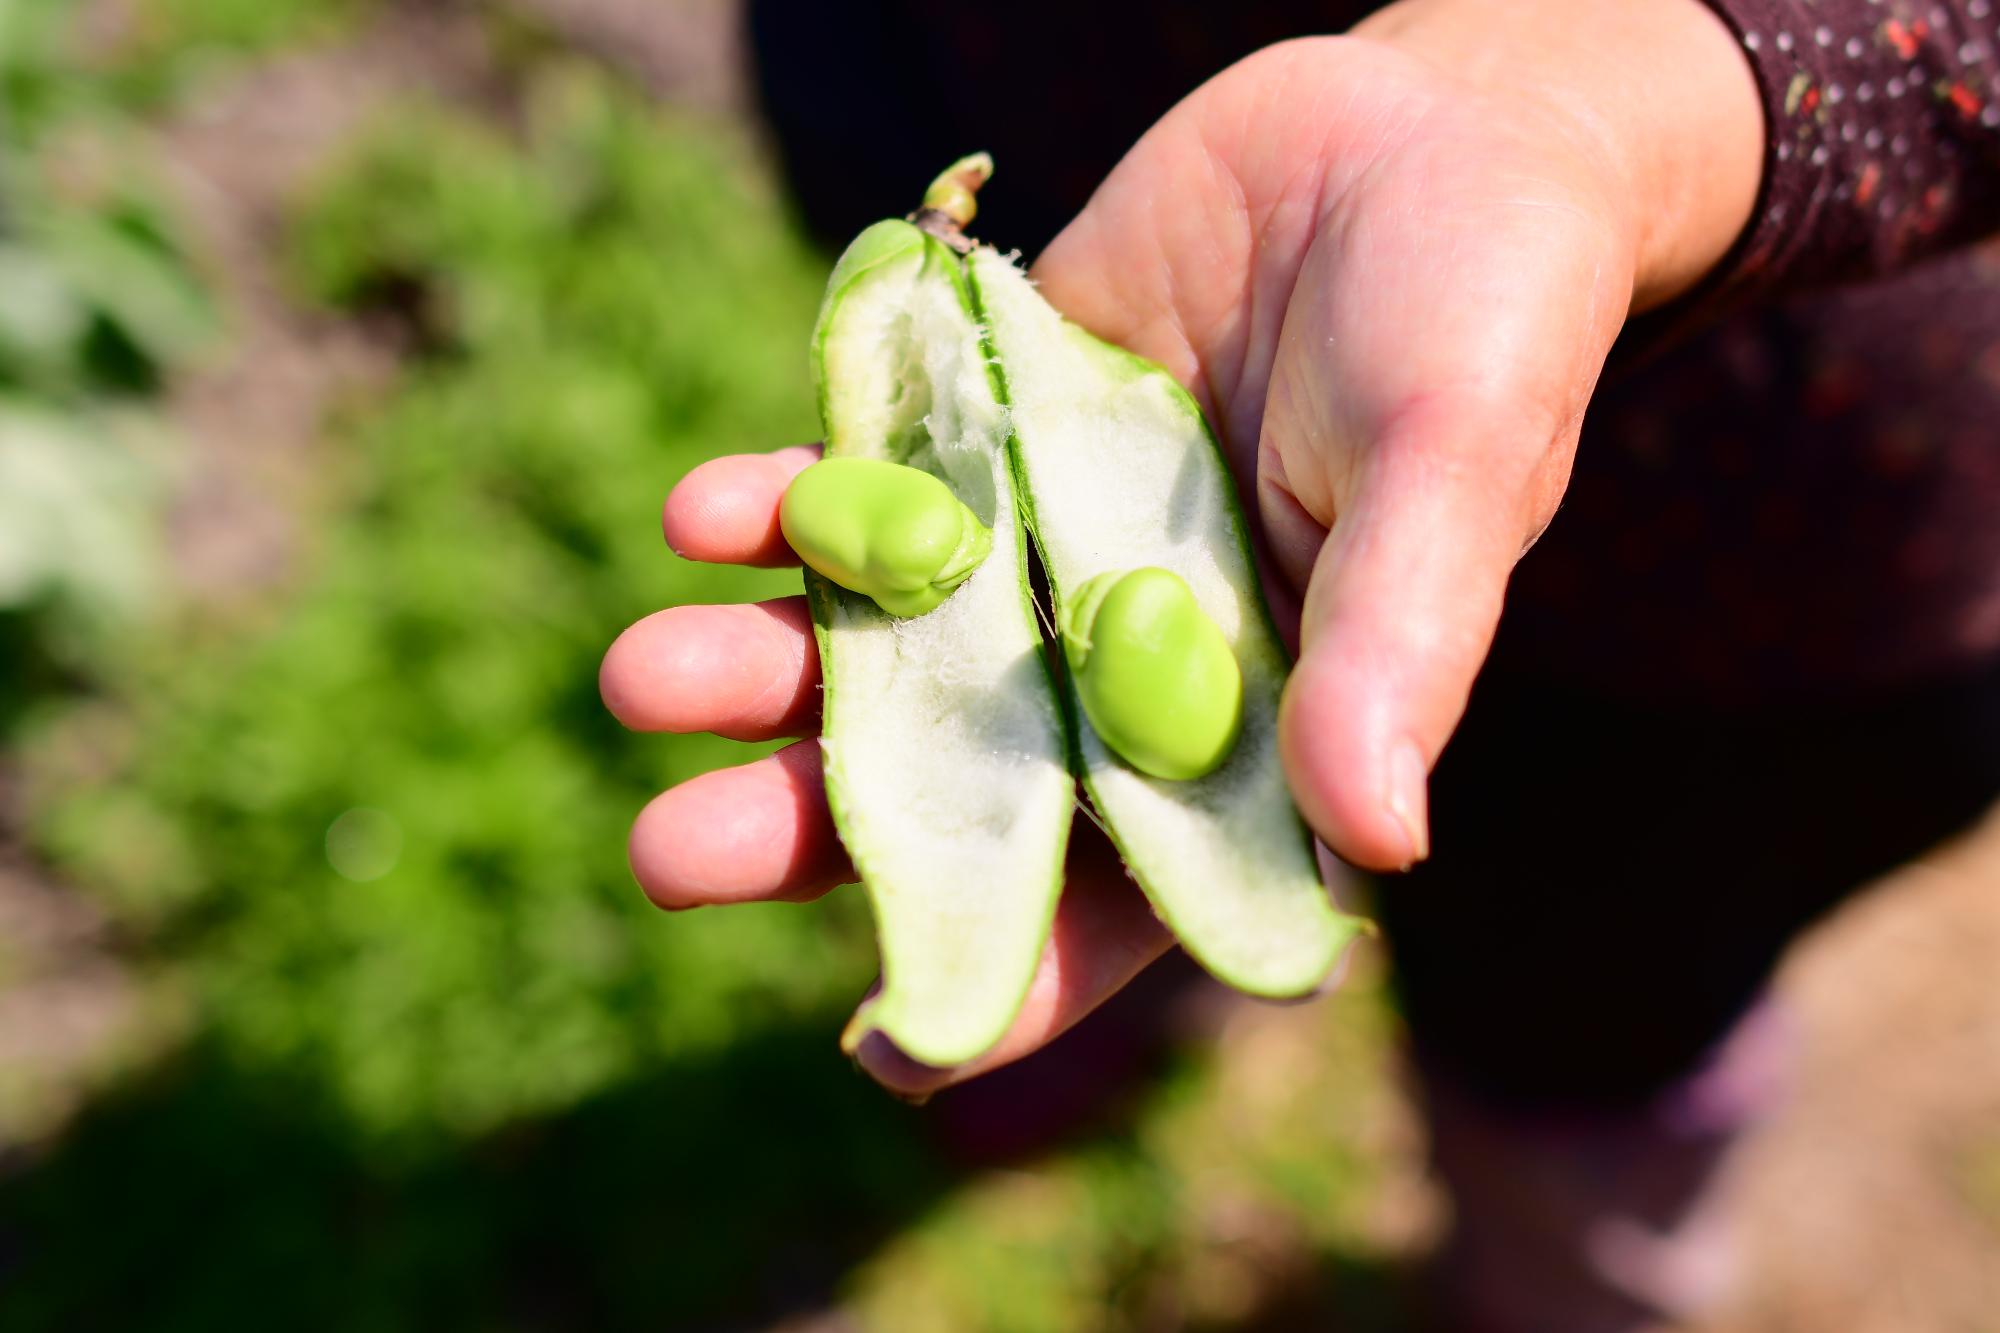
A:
[[1353, 0, 1763, 311]]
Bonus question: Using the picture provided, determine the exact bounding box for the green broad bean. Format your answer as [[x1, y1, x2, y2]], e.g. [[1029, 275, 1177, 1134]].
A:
[[779, 457, 992, 618], [1059, 567, 1244, 781]]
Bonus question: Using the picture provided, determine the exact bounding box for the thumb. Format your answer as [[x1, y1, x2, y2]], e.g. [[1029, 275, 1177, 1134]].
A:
[[1276, 386, 1574, 871]]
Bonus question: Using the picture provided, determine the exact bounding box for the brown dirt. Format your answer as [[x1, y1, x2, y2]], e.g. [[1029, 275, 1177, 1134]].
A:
[[505, 0, 751, 112], [1698, 805, 2000, 1332], [0, 846, 148, 1148], [147, 4, 503, 597], [145, 0, 749, 598]]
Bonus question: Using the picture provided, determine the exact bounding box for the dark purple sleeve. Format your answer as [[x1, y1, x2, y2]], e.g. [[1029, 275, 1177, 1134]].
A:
[[1695, 0, 2000, 295]]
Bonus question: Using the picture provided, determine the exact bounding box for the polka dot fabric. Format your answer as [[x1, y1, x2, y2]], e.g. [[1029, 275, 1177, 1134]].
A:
[[1509, 0, 2000, 702], [1696, 0, 2000, 286]]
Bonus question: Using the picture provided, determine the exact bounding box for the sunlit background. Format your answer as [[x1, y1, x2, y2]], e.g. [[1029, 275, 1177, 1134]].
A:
[[0, 1, 1995, 1329]]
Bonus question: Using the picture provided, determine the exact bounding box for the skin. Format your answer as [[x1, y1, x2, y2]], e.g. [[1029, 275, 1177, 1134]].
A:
[[602, 0, 1763, 1094]]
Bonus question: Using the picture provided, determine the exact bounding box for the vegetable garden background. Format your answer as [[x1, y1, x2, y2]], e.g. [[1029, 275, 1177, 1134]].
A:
[[0, 2, 1994, 1328]]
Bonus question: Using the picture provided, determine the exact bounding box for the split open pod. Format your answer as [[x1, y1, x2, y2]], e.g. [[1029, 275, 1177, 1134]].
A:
[[788, 157, 1366, 1069]]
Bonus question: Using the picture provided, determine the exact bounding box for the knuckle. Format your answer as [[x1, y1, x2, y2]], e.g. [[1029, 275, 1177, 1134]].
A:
[[1378, 378, 1571, 483]]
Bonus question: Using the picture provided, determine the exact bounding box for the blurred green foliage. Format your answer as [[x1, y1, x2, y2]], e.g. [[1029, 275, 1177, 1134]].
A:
[[0, 190, 212, 399], [36, 71, 868, 1140], [845, 988, 1419, 1332], [2, 0, 371, 122], [4, 15, 1418, 1332], [0, 0, 220, 720], [10, 61, 956, 1330]]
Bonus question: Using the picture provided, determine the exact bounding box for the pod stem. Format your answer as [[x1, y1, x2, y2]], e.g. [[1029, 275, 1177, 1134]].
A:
[[910, 152, 992, 255]]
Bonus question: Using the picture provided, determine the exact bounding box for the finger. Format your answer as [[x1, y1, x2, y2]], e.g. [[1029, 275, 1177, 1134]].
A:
[[601, 597, 819, 742], [628, 740, 849, 909], [1279, 386, 1567, 871], [1259, 153, 1630, 872], [853, 823, 1175, 1097], [663, 444, 820, 567]]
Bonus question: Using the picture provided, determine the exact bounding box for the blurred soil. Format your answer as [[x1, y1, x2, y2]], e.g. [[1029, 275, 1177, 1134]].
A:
[[1, 1, 1996, 1327], [148, 0, 749, 599], [0, 843, 146, 1154], [147, 3, 496, 598], [1702, 804, 2000, 1332]]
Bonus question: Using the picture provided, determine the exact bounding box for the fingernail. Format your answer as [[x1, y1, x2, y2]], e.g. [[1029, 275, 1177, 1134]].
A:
[[852, 1030, 942, 1104], [1386, 738, 1430, 867]]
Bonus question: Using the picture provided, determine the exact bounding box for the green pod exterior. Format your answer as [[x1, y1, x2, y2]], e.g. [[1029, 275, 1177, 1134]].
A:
[[808, 221, 1073, 1067], [966, 245, 1365, 999]]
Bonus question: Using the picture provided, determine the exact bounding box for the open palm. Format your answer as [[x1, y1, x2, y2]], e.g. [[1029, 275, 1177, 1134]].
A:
[[602, 25, 1756, 1093]]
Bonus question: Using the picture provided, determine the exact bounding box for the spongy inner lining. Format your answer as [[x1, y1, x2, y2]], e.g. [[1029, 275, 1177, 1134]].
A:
[[968, 248, 1348, 994], [816, 247, 1072, 1064]]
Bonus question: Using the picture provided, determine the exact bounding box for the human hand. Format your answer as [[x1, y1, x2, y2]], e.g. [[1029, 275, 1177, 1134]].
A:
[[1033, 0, 1760, 869], [602, 445, 1176, 1096], [604, 0, 1760, 1092]]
